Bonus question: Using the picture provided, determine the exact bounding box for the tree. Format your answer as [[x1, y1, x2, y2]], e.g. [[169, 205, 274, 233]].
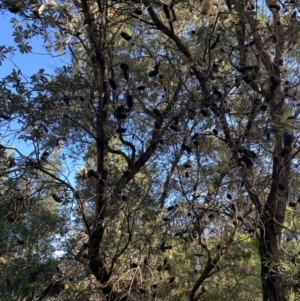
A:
[[1, 0, 300, 300]]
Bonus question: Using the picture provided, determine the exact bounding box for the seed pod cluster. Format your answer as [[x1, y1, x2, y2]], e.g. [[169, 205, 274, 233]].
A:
[[115, 113, 126, 120], [137, 85, 146, 91], [83, 17, 94, 25], [239, 155, 254, 168], [41, 151, 50, 161], [163, 5, 171, 19], [181, 143, 192, 153], [191, 133, 199, 140], [201, 109, 210, 117], [120, 32, 132, 41], [183, 162, 192, 168], [120, 63, 129, 81], [52, 194, 63, 203], [268, 4, 281, 12], [8, 1, 21, 13], [170, 124, 179, 132], [153, 108, 162, 117], [116, 128, 127, 134], [261, 104, 267, 111], [87, 170, 101, 178], [126, 93, 133, 108], [254, 98, 261, 105], [213, 87, 222, 98], [17, 237, 26, 245], [63, 95, 70, 106], [109, 78, 117, 90], [191, 133, 199, 146], [0, 114, 10, 120], [115, 105, 128, 120], [131, 263, 138, 268], [133, 8, 143, 15], [242, 148, 257, 159], [238, 66, 254, 73], [280, 148, 290, 157], [149, 70, 159, 77], [289, 202, 297, 208]]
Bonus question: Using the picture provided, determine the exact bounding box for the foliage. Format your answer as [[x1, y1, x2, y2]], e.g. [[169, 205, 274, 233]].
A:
[[1, 0, 300, 300]]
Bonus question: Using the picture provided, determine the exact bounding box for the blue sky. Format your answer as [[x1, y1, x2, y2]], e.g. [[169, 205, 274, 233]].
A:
[[0, 13, 64, 155], [0, 13, 83, 186], [0, 13, 63, 78]]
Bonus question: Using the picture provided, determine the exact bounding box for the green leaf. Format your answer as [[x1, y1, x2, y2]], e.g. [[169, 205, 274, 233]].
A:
[[196, 27, 207, 46], [282, 108, 293, 121]]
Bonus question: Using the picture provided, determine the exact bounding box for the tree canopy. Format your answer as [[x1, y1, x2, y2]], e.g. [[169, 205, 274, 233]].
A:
[[1, 0, 300, 300]]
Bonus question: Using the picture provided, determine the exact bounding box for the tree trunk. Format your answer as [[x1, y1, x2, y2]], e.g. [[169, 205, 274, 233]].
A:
[[258, 134, 293, 301], [259, 228, 288, 301]]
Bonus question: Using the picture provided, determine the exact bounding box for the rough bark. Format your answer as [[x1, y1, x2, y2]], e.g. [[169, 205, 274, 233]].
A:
[[258, 134, 292, 301]]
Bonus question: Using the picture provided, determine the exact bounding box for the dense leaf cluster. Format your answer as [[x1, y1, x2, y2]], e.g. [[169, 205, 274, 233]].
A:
[[1, 0, 300, 300]]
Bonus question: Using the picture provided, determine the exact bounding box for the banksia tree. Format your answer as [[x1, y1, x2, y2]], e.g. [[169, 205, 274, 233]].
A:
[[1, 0, 300, 300]]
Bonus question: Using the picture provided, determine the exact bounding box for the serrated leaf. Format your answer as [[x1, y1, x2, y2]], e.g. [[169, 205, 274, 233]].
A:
[[282, 123, 298, 134], [272, 126, 283, 134], [282, 108, 293, 121], [286, 118, 300, 124], [191, 90, 201, 102], [207, 181, 216, 193], [196, 27, 207, 46], [49, 19, 56, 27]]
